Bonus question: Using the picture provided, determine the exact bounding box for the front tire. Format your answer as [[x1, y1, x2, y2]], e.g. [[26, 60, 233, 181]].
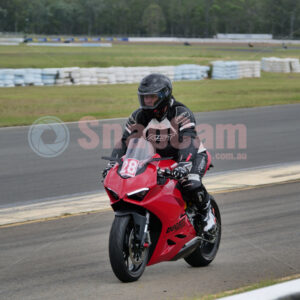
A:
[[184, 197, 221, 267], [109, 215, 149, 282]]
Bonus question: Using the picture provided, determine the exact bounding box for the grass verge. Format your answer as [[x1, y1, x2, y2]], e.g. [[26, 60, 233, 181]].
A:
[[0, 72, 300, 127], [0, 43, 300, 68], [197, 274, 300, 300]]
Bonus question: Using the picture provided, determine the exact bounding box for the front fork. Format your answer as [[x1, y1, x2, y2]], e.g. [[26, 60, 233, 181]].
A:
[[141, 212, 151, 248], [115, 210, 151, 248]]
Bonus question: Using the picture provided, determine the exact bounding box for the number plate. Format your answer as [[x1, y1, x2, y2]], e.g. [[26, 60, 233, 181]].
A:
[[120, 158, 139, 177]]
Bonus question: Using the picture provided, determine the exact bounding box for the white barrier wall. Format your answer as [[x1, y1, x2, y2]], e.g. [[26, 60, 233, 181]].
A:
[[0, 65, 209, 87], [261, 57, 300, 73], [216, 34, 273, 40], [212, 61, 261, 79]]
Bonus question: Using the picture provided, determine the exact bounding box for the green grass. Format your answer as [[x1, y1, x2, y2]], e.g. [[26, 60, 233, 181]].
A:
[[0, 43, 300, 68], [1, 72, 300, 127], [0, 43, 299, 127]]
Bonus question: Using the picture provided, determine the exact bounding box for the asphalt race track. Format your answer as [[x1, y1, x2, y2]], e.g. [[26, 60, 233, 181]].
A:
[[1, 104, 300, 207], [0, 182, 299, 300]]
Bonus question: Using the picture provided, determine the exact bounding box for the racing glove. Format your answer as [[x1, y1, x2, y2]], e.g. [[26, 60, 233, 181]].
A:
[[102, 161, 116, 179], [172, 162, 192, 180]]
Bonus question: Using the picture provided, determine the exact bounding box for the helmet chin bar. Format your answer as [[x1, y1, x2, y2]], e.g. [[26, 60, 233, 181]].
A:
[[140, 93, 171, 121], [153, 105, 168, 121]]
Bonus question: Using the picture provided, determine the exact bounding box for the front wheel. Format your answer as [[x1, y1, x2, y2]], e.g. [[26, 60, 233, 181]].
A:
[[184, 197, 221, 267], [109, 215, 149, 282]]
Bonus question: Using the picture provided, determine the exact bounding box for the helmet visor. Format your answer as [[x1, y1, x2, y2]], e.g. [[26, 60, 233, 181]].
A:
[[138, 92, 164, 110]]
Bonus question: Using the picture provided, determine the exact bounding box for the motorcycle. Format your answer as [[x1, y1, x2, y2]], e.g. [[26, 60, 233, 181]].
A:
[[103, 137, 221, 282]]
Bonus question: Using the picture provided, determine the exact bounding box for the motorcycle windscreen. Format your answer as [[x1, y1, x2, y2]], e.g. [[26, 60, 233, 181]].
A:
[[120, 138, 155, 178]]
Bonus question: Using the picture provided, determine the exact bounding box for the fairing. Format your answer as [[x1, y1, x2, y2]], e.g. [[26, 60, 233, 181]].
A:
[[104, 157, 196, 266]]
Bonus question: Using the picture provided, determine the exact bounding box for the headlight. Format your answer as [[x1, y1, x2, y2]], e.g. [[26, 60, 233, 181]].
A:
[[106, 188, 119, 200], [127, 188, 149, 201]]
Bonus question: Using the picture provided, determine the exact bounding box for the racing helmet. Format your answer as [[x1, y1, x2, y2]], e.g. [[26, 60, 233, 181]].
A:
[[138, 73, 172, 121]]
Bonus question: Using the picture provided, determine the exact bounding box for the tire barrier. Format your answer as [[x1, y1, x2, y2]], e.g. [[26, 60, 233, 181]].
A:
[[3, 57, 300, 87], [42, 68, 58, 86], [174, 64, 210, 80], [261, 57, 300, 73], [24, 69, 44, 86], [212, 61, 261, 79], [0, 65, 210, 88]]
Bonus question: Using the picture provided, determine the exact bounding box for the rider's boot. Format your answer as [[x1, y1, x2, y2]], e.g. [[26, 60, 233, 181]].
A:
[[194, 189, 217, 240]]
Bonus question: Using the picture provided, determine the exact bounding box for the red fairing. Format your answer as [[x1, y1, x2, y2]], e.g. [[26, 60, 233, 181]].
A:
[[204, 151, 212, 175], [104, 162, 157, 201], [104, 158, 196, 266]]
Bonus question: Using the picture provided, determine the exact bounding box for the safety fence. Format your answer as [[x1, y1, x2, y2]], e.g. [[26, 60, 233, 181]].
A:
[[2, 36, 300, 46], [25, 37, 128, 43]]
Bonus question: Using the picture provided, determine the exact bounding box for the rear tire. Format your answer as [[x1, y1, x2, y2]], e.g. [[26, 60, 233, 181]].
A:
[[109, 215, 149, 282], [184, 197, 221, 267]]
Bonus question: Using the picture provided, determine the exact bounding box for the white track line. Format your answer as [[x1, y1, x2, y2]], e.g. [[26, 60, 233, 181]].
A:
[[1, 162, 300, 226], [219, 278, 300, 300]]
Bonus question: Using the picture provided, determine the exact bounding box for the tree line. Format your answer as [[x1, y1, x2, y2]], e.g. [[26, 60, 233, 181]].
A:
[[0, 0, 300, 38]]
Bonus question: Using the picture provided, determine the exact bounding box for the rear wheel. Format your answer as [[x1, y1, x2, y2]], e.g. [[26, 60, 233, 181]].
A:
[[184, 197, 221, 267], [109, 215, 149, 282]]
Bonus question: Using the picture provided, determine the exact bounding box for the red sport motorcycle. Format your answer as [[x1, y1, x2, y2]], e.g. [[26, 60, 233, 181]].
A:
[[103, 137, 221, 282]]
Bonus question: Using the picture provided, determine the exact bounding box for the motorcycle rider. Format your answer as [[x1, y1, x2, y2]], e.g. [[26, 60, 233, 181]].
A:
[[103, 73, 217, 239]]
